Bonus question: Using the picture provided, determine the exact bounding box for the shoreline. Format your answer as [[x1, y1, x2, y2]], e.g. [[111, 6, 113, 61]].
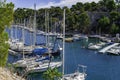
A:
[[0, 67, 25, 80]]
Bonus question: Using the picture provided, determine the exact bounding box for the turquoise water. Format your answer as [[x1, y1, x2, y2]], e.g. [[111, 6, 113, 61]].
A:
[[6, 27, 120, 80]]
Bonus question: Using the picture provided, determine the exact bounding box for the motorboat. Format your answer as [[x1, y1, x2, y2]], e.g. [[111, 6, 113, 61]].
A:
[[73, 34, 80, 41], [62, 65, 87, 80], [88, 43, 101, 50], [63, 71, 86, 80]]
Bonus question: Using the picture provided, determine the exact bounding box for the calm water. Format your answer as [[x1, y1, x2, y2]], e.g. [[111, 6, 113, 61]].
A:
[[6, 26, 120, 80]]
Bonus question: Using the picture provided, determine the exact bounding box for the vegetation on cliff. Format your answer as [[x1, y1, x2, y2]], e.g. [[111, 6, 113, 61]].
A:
[[0, 0, 14, 67], [13, 0, 120, 34]]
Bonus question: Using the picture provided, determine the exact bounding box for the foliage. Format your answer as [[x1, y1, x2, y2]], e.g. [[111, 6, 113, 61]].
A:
[[84, 2, 91, 11], [78, 12, 90, 33], [14, 8, 34, 23], [109, 11, 120, 34], [43, 67, 62, 80], [98, 16, 110, 33], [91, 2, 99, 11], [110, 23, 119, 34], [13, 0, 120, 34], [0, 0, 14, 67], [106, 0, 117, 11], [98, 0, 108, 11], [98, 16, 110, 26], [71, 2, 84, 12], [0, 1, 14, 33], [110, 11, 120, 22]]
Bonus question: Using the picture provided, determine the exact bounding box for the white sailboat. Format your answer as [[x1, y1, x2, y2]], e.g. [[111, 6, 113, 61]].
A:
[[26, 5, 62, 72], [88, 41, 106, 50], [26, 61, 62, 73], [9, 25, 24, 50], [14, 4, 62, 73], [62, 9, 87, 80], [13, 4, 40, 67], [13, 55, 50, 67], [88, 43, 101, 50], [73, 34, 80, 41], [63, 65, 87, 80]]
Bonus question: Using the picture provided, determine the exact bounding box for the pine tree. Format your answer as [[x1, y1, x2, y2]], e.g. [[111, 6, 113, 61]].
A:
[[0, 0, 14, 67]]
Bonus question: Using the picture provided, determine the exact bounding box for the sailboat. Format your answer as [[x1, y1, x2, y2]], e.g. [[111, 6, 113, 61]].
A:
[[25, 5, 62, 73], [9, 25, 24, 51], [13, 5, 48, 67], [13, 19, 51, 68], [32, 8, 62, 57], [13, 4, 62, 74], [62, 9, 87, 80]]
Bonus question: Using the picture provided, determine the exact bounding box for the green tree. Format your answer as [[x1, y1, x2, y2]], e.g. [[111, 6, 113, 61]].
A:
[[0, 0, 14, 67], [63, 7, 76, 31], [98, 16, 110, 33], [106, 0, 117, 11], [91, 2, 99, 11], [78, 12, 90, 33], [110, 23, 119, 34], [43, 67, 62, 80], [110, 11, 120, 22], [66, 13, 76, 31], [98, 0, 108, 11], [98, 0, 117, 12], [14, 8, 34, 23], [84, 2, 91, 11], [71, 2, 84, 12]]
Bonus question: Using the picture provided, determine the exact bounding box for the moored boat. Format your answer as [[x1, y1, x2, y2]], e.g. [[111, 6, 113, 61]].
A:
[[26, 61, 62, 73]]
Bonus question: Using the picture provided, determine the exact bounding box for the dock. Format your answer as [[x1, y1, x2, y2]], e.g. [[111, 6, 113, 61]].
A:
[[99, 43, 119, 53]]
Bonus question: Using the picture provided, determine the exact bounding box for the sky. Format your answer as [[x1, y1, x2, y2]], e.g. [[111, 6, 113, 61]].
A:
[[6, 0, 100, 9]]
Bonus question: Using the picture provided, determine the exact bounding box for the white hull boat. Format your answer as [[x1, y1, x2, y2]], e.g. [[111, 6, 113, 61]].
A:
[[88, 43, 101, 50], [13, 56, 49, 67], [26, 61, 62, 73], [62, 65, 87, 80], [63, 71, 86, 80]]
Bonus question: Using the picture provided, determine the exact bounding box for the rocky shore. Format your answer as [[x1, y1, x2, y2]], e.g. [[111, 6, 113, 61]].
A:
[[0, 67, 25, 80]]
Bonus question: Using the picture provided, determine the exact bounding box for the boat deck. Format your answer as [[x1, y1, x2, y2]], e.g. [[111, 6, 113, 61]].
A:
[[99, 43, 119, 53], [9, 49, 18, 55]]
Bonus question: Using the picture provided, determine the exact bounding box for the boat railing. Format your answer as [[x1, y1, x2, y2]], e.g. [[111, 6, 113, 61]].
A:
[[78, 64, 87, 75]]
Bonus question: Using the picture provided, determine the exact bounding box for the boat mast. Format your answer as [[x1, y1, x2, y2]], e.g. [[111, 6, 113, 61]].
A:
[[15, 25, 17, 40], [45, 10, 49, 47], [45, 9, 47, 47], [29, 16, 32, 48], [62, 9, 65, 79], [33, 3, 36, 48], [11, 25, 13, 40], [22, 19, 25, 59], [51, 16, 52, 33], [47, 11, 49, 47]]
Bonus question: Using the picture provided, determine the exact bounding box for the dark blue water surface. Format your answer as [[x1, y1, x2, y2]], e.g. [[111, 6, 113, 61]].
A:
[[6, 27, 120, 80]]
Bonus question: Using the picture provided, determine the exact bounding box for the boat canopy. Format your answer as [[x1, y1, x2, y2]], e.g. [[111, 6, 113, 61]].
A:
[[32, 48, 48, 55]]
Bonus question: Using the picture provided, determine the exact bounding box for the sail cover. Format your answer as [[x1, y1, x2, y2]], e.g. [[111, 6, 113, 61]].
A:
[[32, 48, 48, 55]]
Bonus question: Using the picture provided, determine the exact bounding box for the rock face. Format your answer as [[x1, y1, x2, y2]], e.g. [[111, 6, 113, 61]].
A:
[[0, 67, 25, 80]]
